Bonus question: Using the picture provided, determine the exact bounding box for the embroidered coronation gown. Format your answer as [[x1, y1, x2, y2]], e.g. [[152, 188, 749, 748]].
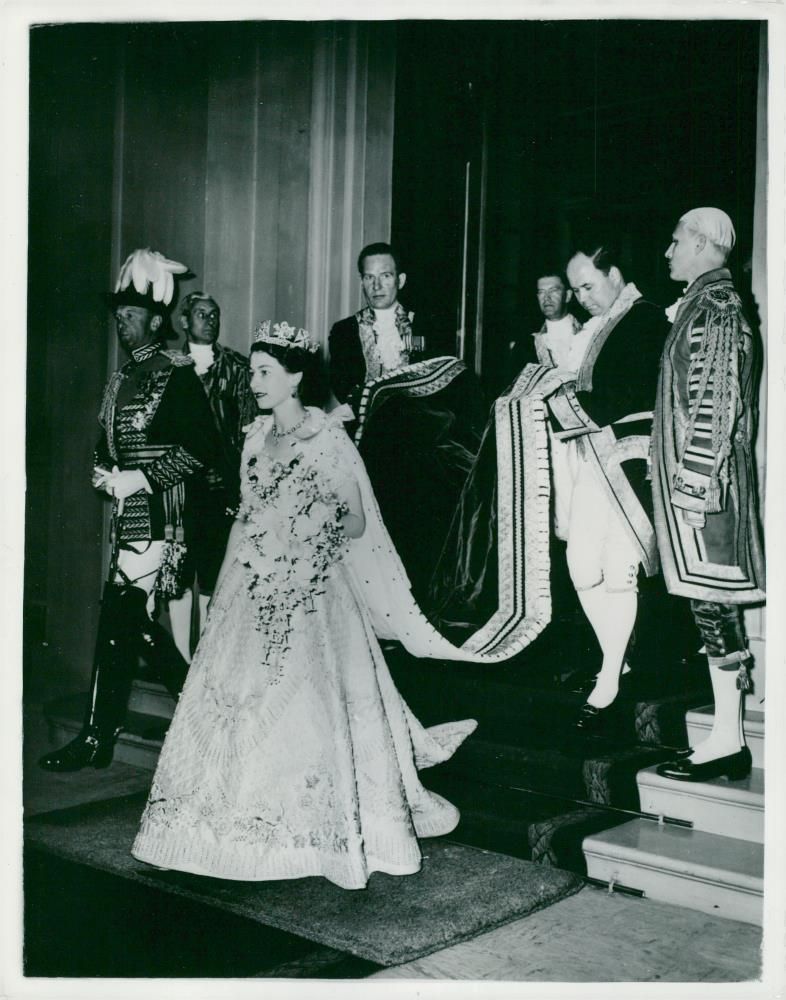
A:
[[132, 408, 476, 890]]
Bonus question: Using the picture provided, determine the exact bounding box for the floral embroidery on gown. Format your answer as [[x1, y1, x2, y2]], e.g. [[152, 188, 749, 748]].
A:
[[132, 408, 476, 890]]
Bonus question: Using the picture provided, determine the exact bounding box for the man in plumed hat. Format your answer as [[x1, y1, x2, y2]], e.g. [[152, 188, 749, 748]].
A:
[[40, 250, 221, 772], [653, 208, 765, 782]]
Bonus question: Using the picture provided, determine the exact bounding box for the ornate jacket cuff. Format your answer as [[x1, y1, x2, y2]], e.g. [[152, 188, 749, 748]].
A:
[[145, 445, 204, 492]]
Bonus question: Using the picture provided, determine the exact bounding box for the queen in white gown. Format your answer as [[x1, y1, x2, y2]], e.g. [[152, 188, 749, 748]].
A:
[[131, 322, 477, 890]]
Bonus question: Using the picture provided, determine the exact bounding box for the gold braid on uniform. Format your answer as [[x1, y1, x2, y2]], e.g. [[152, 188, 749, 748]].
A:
[[681, 286, 743, 513]]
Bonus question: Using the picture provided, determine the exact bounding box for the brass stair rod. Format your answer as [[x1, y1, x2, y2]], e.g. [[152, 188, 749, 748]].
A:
[[466, 776, 693, 829]]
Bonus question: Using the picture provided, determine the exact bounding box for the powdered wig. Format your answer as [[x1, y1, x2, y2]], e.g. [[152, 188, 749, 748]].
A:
[[181, 291, 219, 317], [679, 207, 736, 256]]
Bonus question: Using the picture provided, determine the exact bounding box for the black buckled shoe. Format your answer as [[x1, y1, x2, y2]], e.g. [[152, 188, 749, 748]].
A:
[[656, 746, 752, 782], [575, 702, 615, 736], [38, 727, 116, 772]]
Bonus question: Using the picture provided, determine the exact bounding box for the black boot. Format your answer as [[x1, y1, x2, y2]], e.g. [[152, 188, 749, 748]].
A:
[[101, 584, 190, 706], [37, 724, 116, 772], [137, 617, 190, 701], [39, 584, 142, 772]]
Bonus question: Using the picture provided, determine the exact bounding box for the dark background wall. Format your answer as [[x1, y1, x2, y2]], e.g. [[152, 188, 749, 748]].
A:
[[26, 26, 117, 696], [392, 20, 760, 392]]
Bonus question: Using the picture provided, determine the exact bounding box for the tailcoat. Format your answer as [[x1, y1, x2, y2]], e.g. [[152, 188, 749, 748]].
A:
[[547, 294, 670, 576]]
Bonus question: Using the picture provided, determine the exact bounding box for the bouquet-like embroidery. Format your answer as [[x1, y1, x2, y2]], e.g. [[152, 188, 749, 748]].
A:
[[237, 453, 349, 666]]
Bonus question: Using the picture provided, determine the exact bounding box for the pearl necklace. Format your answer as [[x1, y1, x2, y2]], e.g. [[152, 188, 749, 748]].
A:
[[271, 411, 309, 442]]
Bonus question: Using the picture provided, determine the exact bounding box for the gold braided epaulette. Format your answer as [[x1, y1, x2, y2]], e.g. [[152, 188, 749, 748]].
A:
[[700, 285, 742, 313]]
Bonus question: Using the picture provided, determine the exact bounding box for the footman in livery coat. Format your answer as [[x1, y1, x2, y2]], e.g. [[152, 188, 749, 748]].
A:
[[653, 208, 765, 782]]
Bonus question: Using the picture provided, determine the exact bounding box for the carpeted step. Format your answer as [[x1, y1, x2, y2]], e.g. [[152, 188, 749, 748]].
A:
[[423, 767, 647, 874], [427, 737, 674, 810], [425, 772, 589, 860], [388, 649, 712, 750], [420, 734, 678, 877], [25, 792, 583, 973], [528, 806, 635, 872]]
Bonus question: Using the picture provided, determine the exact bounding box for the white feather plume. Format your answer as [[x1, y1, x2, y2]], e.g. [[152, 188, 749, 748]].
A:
[[114, 248, 189, 305]]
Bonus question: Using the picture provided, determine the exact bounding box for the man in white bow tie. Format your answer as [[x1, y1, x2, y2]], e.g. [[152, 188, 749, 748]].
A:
[[652, 207, 765, 783]]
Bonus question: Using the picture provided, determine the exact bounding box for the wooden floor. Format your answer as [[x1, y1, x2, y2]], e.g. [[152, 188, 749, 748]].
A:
[[371, 883, 762, 982], [21, 703, 765, 988]]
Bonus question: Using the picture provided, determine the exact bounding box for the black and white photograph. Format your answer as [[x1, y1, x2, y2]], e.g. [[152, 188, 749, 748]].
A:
[[3, 0, 785, 996]]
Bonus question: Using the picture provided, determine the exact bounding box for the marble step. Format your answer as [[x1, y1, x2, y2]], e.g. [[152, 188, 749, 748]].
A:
[[637, 764, 764, 843], [128, 680, 176, 720], [583, 818, 763, 925], [45, 694, 166, 771], [686, 706, 764, 769]]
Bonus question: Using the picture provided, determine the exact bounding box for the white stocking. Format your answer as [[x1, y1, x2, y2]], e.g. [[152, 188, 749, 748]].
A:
[[689, 658, 745, 763], [167, 588, 193, 664], [577, 585, 637, 709]]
